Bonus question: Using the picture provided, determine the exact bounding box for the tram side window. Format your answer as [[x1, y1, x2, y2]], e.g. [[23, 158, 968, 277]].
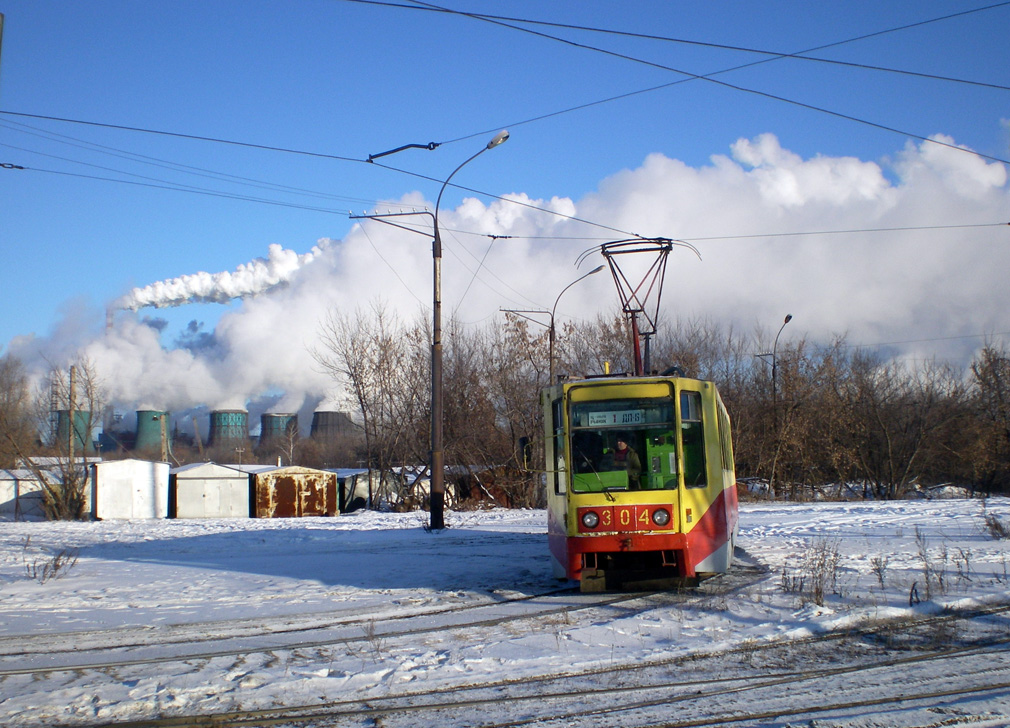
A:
[[681, 391, 707, 488], [718, 403, 734, 472], [552, 398, 566, 494]]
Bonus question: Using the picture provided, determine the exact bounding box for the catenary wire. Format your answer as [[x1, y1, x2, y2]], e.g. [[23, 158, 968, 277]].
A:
[[6, 163, 355, 216], [356, 223, 428, 308], [4, 0, 1006, 239], [0, 2, 1004, 266], [0, 140, 352, 205], [3, 2, 1005, 315], [393, 0, 1010, 163], [0, 109, 651, 241], [4, 4, 1006, 235], [4, 160, 1004, 248], [346, 0, 1010, 92], [353, 214, 543, 310], [0, 117, 379, 207]]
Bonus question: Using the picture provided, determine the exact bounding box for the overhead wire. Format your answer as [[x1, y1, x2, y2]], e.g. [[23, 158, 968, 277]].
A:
[[845, 330, 1010, 350], [348, 0, 1010, 93], [1, 1, 1006, 325], [356, 223, 428, 308], [5, 163, 355, 215], [3, 0, 1006, 247], [0, 117, 379, 207], [352, 213, 542, 310], [6, 0, 1008, 240], [401, 0, 1010, 165], [0, 108, 652, 241]]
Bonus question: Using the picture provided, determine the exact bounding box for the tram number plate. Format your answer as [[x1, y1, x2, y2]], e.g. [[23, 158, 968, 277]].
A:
[[587, 409, 645, 426], [578, 505, 673, 532]]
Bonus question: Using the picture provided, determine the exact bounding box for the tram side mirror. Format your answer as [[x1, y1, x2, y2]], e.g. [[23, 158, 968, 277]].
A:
[[518, 436, 532, 470]]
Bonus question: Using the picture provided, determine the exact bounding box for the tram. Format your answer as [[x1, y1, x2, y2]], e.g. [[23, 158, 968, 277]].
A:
[[544, 373, 738, 591]]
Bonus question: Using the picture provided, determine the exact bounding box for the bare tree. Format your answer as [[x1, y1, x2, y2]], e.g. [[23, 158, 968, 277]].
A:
[[557, 314, 634, 377], [0, 355, 35, 469], [966, 343, 1010, 494], [0, 356, 105, 520], [830, 352, 965, 499], [314, 302, 427, 508]]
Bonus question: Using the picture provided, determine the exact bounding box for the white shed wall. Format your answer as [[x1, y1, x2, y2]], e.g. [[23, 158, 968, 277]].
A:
[[0, 472, 46, 519], [174, 469, 249, 518], [91, 460, 169, 519]]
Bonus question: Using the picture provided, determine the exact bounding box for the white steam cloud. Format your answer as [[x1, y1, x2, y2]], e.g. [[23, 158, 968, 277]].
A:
[[115, 242, 327, 311], [8, 133, 1009, 422]]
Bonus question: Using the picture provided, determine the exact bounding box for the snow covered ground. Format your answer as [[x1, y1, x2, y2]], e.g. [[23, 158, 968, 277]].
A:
[[1, 498, 1008, 727]]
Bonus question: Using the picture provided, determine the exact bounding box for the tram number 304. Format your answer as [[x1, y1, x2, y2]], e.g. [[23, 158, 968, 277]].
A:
[[577, 505, 674, 533]]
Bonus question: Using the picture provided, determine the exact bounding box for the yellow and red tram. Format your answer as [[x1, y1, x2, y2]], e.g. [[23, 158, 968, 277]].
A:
[[544, 374, 738, 591]]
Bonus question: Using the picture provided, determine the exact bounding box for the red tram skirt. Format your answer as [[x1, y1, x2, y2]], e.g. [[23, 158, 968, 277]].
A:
[[564, 532, 693, 580]]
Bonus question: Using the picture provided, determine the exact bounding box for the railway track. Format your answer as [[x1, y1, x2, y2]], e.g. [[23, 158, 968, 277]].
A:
[[1, 555, 768, 680], [77, 600, 1010, 728], [0, 588, 631, 677]]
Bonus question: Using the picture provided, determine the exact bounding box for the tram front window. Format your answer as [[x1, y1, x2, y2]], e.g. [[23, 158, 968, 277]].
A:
[[569, 398, 677, 492]]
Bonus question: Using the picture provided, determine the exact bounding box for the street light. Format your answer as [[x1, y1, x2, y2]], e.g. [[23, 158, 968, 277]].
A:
[[429, 130, 509, 531], [550, 265, 605, 383], [771, 313, 793, 418], [500, 265, 605, 385], [767, 314, 792, 498]]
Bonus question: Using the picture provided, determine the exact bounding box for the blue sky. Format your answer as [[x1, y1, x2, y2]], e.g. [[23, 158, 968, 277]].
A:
[[1, 1, 1009, 414]]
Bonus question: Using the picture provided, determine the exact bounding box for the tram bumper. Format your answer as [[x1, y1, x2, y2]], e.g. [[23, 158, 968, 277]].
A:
[[569, 532, 694, 589]]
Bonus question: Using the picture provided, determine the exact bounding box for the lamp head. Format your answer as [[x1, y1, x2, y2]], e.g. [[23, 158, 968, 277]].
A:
[[784, 314, 793, 324], [487, 130, 510, 149], [589, 265, 605, 274]]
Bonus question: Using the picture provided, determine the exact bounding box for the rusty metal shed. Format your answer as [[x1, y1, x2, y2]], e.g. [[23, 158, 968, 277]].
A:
[[169, 462, 252, 518], [251, 466, 337, 518]]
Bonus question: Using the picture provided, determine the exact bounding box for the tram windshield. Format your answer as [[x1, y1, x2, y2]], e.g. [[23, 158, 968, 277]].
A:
[[569, 397, 678, 492]]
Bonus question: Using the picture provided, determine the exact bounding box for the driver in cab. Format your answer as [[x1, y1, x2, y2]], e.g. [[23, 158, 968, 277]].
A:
[[612, 434, 642, 489]]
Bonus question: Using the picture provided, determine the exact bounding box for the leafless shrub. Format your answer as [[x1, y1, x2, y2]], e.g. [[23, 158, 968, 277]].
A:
[[915, 526, 949, 599], [981, 506, 1010, 540], [362, 619, 385, 659], [870, 553, 889, 589], [780, 538, 842, 606], [953, 547, 974, 586], [21, 536, 79, 584]]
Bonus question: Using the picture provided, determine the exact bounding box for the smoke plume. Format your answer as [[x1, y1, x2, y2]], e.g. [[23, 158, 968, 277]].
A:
[[115, 242, 327, 311]]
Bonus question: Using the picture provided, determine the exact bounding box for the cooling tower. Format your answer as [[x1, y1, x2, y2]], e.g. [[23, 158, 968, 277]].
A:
[[259, 413, 298, 447], [134, 410, 169, 452], [54, 410, 96, 453], [310, 411, 356, 441], [207, 410, 249, 448]]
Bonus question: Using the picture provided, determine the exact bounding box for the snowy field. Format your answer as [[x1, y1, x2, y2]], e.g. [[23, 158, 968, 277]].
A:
[[1, 498, 1009, 727]]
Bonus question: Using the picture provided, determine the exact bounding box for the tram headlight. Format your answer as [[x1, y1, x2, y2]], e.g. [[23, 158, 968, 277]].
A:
[[652, 508, 671, 527], [581, 511, 600, 529]]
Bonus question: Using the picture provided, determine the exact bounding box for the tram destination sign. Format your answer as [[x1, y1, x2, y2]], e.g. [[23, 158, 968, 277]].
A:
[[587, 409, 645, 427]]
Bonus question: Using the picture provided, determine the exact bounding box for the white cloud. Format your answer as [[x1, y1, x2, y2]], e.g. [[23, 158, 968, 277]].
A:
[[9, 133, 1009, 413]]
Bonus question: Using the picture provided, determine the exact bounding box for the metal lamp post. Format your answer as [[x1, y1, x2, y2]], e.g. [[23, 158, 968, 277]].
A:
[[549, 265, 605, 383], [771, 313, 792, 419], [500, 265, 605, 385], [768, 313, 792, 498], [429, 130, 509, 531]]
